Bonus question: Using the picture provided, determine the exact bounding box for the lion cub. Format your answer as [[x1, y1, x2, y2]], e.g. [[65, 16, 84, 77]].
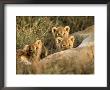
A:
[[52, 26, 70, 38], [51, 26, 71, 52], [55, 36, 75, 51], [16, 40, 48, 65]]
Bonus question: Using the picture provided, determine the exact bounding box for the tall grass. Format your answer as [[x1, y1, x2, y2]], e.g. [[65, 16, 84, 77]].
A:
[[16, 16, 94, 49]]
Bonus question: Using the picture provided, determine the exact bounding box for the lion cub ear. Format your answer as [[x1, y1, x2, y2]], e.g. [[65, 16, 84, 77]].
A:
[[52, 27, 57, 34], [69, 36, 75, 42], [23, 45, 29, 51], [56, 37, 63, 44], [35, 40, 42, 45], [64, 26, 70, 33]]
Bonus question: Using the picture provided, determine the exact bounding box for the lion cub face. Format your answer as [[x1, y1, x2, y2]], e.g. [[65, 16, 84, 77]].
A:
[[28, 40, 43, 56], [52, 26, 70, 38], [55, 36, 75, 50], [17, 40, 43, 65]]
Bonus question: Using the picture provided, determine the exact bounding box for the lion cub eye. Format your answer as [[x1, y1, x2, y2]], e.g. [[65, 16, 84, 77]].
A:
[[29, 49, 33, 52], [57, 33, 60, 36], [62, 44, 66, 47]]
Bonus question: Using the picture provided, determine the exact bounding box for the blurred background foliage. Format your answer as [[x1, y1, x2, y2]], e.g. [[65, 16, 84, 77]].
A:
[[16, 16, 94, 49]]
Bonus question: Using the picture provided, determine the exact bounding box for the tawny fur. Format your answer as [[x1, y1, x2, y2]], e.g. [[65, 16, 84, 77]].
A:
[[16, 40, 45, 74], [32, 25, 94, 74], [52, 26, 70, 38], [78, 33, 94, 48], [55, 35, 75, 51], [16, 40, 48, 65], [16, 25, 94, 74], [32, 45, 94, 74], [71, 25, 94, 47]]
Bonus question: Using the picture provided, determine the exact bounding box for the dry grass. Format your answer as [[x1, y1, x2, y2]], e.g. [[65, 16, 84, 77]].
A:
[[16, 16, 94, 49]]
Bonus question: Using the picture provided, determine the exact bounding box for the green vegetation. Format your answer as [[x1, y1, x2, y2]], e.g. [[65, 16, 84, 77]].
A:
[[16, 16, 94, 49]]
